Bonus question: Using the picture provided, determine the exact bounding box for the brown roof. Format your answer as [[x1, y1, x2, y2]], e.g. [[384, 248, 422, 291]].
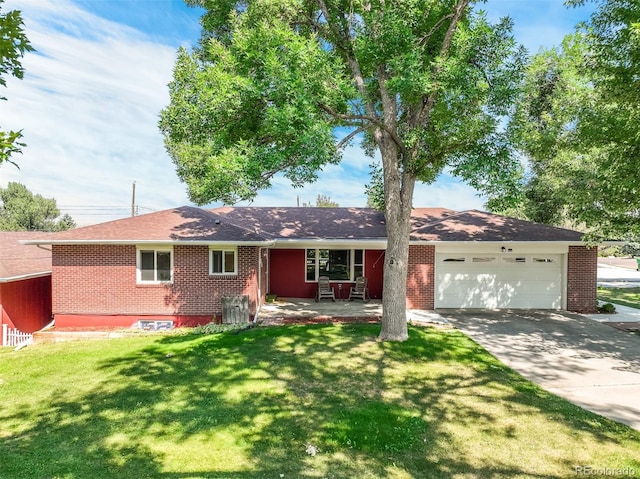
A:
[[410, 210, 584, 242], [25, 207, 269, 244], [212, 207, 389, 239], [21, 206, 585, 245], [0, 232, 52, 281]]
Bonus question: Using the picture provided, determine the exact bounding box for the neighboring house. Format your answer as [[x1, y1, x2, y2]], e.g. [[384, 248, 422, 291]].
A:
[[0, 232, 53, 333], [22, 206, 597, 329]]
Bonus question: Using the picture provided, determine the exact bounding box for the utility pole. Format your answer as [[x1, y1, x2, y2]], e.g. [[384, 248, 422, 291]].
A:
[[131, 181, 136, 217]]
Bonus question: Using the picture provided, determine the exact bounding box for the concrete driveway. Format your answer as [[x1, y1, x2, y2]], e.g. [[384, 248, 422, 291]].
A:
[[438, 310, 640, 431]]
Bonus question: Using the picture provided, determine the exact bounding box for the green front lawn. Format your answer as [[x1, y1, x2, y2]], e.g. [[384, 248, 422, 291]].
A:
[[598, 287, 640, 310], [1, 324, 638, 478]]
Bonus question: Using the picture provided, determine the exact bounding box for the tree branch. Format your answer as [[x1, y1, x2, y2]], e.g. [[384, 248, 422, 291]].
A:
[[412, 0, 472, 157], [316, 0, 379, 122], [318, 102, 407, 157], [419, 13, 454, 46], [336, 126, 368, 149]]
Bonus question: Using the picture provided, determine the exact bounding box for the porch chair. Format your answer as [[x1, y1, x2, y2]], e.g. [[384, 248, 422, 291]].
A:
[[348, 276, 370, 302], [316, 276, 336, 302]]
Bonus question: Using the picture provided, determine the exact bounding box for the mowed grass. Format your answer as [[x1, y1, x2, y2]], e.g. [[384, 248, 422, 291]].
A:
[[598, 286, 640, 310], [1, 324, 639, 479]]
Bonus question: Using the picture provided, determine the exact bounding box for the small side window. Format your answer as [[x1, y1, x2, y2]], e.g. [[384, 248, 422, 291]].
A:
[[210, 248, 237, 275], [137, 247, 173, 283], [443, 257, 466, 262], [503, 257, 526, 264], [472, 257, 496, 263], [533, 257, 555, 263]]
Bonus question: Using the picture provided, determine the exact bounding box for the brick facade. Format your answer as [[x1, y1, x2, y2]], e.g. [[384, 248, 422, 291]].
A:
[[567, 245, 598, 313], [406, 245, 435, 309], [52, 244, 261, 327]]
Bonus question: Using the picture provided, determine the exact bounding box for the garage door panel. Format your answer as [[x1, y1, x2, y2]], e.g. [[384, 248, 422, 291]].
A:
[[435, 254, 563, 309]]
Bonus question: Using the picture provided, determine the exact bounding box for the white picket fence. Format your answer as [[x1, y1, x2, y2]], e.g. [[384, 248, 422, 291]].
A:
[[2, 324, 33, 348]]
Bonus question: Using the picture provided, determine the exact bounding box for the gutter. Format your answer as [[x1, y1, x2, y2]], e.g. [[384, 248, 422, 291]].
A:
[[0, 271, 52, 283], [20, 239, 277, 247]]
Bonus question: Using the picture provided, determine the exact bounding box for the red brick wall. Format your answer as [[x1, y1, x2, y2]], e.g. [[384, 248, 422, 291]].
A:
[[52, 244, 260, 323], [406, 245, 435, 309], [567, 245, 598, 313]]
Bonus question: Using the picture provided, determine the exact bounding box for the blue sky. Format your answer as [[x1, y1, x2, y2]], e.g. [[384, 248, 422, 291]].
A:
[[1, 0, 595, 225]]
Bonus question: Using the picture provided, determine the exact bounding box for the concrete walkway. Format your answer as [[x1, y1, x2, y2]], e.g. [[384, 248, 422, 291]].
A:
[[598, 263, 640, 288], [439, 310, 640, 431]]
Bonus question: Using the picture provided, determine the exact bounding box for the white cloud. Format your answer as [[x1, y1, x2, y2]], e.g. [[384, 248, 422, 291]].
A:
[[2, 0, 190, 225], [0, 0, 590, 225]]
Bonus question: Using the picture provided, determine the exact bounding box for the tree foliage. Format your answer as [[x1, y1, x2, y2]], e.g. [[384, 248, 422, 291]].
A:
[[303, 194, 339, 207], [0, 0, 33, 167], [496, 0, 640, 239], [160, 0, 526, 340], [0, 182, 76, 231]]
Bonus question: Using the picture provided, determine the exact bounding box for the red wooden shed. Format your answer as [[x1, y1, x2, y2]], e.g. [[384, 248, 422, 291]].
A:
[[0, 232, 52, 337]]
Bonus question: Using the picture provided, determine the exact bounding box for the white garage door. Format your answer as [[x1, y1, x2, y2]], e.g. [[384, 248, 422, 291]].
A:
[[435, 254, 563, 309]]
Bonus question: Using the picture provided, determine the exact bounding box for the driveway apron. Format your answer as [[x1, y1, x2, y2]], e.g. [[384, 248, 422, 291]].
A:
[[438, 310, 640, 431]]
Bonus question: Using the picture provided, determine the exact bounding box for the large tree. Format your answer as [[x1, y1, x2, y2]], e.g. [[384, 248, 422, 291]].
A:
[[160, 0, 525, 340], [0, 0, 33, 167], [496, 0, 640, 240], [0, 182, 76, 231]]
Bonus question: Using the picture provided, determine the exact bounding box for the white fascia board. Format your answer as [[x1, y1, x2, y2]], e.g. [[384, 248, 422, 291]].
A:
[[20, 240, 276, 247], [271, 239, 388, 249], [430, 241, 582, 254], [0, 271, 52, 283]]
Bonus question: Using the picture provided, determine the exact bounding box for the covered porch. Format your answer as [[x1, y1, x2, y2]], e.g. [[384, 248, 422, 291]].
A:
[[256, 298, 447, 326], [258, 298, 382, 324]]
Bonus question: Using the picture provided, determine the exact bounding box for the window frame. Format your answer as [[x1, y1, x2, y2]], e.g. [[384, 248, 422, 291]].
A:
[[209, 246, 238, 276], [137, 246, 173, 284], [305, 248, 364, 282]]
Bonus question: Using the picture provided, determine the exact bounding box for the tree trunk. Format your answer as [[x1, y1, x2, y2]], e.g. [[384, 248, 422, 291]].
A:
[[379, 209, 412, 341], [378, 138, 414, 342]]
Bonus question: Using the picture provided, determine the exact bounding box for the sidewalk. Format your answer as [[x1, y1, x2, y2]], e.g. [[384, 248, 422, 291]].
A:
[[584, 303, 640, 326], [593, 264, 640, 330], [598, 263, 640, 288]]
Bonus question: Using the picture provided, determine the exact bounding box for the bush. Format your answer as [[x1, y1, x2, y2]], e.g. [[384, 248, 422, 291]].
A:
[[191, 322, 253, 335], [597, 302, 616, 314]]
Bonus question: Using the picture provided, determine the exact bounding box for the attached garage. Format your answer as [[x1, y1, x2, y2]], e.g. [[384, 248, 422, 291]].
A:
[[435, 253, 564, 309]]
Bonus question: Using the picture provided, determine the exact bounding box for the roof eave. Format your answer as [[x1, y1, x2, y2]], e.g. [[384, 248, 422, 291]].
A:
[[272, 238, 388, 248], [20, 239, 276, 247], [409, 240, 586, 245], [0, 271, 52, 283]]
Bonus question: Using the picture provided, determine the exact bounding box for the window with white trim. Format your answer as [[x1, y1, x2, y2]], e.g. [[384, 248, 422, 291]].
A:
[[138, 248, 173, 283], [503, 257, 527, 263], [533, 257, 555, 263], [306, 249, 364, 282], [472, 257, 497, 263], [210, 247, 237, 275]]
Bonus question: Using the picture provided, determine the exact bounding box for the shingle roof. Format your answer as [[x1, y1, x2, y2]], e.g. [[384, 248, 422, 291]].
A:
[[21, 206, 585, 245], [212, 207, 389, 239], [410, 210, 584, 242], [0, 232, 52, 281], [21, 207, 270, 244]]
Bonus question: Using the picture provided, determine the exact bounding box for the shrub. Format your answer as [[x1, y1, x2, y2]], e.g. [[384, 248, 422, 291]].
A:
[[597, 302, 616, 314], [191, 322, 253, 335]]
